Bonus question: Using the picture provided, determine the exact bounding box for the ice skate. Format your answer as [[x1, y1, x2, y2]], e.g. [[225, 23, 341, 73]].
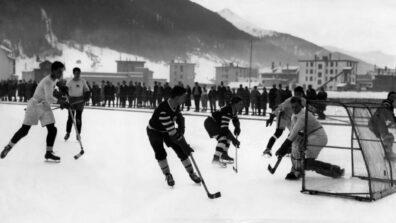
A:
[[263, 148, 272, 157], [189, 172, 201, 184], [44, 151, 61, 162], [165, 173, 175, 187], [212, 155, 226, 168]]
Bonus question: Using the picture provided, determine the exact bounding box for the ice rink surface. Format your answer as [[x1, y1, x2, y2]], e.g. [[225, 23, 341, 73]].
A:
[[0, 103, 396, 223]]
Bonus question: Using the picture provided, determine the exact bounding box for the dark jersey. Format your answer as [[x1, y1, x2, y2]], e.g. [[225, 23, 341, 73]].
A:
[[211, 105, 239, 130], [148, 100, 181, 136]]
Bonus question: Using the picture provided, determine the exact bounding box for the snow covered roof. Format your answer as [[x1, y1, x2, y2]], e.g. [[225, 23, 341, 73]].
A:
[[0, 44, 12, 53], [259, 67, 273, 73], [228, 81, 262, 88], [336, 83, 347, 87]]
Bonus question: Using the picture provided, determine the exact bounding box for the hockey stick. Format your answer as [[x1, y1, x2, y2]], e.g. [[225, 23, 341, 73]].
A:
[[67, 106, 85, 159], [189, 154, 221, 199], [233, 136, 239, 173], [268, 156, 283, 174], [51, 99, 85, 111]]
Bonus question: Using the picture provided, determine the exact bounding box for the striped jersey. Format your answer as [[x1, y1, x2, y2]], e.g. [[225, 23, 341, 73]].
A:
[[148, 100, 181, 136], [211, 105, 238, 130]]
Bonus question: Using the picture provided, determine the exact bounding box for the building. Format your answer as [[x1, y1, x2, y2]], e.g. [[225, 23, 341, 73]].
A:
[[22, 60, 52, 82], [298, 54, 358, 90], [356, 74, 373, 91], [81, 60, 154, 86], [169, 61, 195, 87], [258, 65, 299, 87], [116, 61, 146, 73], [81, 72, 145, 85], [0, 44, 16, 80], [372, 75, 396, 91], [215, 63, 259, 85]]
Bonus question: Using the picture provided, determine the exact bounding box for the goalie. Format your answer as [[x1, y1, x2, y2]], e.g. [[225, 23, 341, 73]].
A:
[[368, 91, 396, 160], [275, 97, 344, 180]]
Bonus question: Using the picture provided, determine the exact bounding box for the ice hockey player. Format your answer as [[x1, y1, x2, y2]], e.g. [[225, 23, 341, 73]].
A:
[[263, 86, 306, 157], [64, 67, 90, 141], [368, 91, 396, 160], [1, 61, 69, 162], [275, 97, 344, 180], [204, 96, 244, 166], [146, 86, 201, 187]]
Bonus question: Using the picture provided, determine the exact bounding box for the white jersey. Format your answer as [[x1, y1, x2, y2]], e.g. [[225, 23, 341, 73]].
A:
[[32, 75, 58, 104], [288, 108, 323, 141], [274, 97, 306, 121], [66, 78, 89, 97]]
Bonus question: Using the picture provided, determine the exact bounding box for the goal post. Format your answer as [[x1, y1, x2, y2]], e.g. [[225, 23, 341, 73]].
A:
[[301, 100, 396, 201]]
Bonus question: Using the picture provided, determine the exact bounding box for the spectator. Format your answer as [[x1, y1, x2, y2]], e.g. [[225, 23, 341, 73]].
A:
[[243, 86, 250, 115], [316, 87, 328, 120], [217, 81, 226, 107], [192, 82, 202, 112], [268, 84, 277, 111], [260, 87, 268, 116], [185, 85, 192, 111], [283, 86, 292, 101], [250, 86, 260, 115], [201, 85, 208, 112], [208, 86, 217, 112]]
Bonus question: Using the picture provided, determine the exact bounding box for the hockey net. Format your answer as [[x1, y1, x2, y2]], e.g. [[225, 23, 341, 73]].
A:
[[302, 100, 396, 201]]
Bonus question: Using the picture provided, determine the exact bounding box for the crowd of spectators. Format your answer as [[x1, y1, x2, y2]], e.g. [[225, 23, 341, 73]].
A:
[[0, 79, 327, 117]]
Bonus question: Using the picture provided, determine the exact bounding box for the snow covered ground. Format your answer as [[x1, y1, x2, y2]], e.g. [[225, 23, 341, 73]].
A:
[[0, 104, 396, 223]]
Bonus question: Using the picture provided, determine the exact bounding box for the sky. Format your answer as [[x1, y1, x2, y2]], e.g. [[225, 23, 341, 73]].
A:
[[191, 0, 396, 57]]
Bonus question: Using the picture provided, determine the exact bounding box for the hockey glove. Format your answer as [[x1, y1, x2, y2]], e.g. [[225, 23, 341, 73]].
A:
[[171, 133, 194, 156], [275, 139, 292, 157], [58, 98, 70, 110], [266, 114, 275, 127], [231, 137, 241, 148], [234, 127, 241, 137]]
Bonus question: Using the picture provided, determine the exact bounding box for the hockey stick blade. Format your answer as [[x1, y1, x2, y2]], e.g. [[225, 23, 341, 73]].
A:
[[208, 191, 221, 199], [267, 156, 282, 175], [233, 166, 238, 173], [267, 164, 276, 174], [74, 150, 85, 160]]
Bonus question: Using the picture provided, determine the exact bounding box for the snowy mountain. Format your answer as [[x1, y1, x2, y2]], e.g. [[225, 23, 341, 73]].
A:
[[218, 8, 276, 38], [325, 45, 396, 68], [1, 0, 374, 81]]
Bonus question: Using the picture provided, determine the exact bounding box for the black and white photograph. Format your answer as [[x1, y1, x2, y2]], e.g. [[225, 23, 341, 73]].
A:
[[1, 0, 396, 222]]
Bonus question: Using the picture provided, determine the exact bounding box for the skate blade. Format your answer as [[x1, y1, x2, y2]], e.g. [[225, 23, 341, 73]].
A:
[[212, 161, 227, 168], [44, 159, 61, 163], [263, 153, 272, 158], [220, 159, 234, 164]]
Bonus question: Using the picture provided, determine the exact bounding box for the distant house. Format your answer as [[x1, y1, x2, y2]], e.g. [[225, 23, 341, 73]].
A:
[[372, 75, 396, 92], [258, 65, 299, 88], [215, 63, 259, 85], [0, 44, 16, 80], [22, 60, 52, 82], [81, 60, 154, 86], [169, 60, 195, 87], [356, 74, 373, 90]]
